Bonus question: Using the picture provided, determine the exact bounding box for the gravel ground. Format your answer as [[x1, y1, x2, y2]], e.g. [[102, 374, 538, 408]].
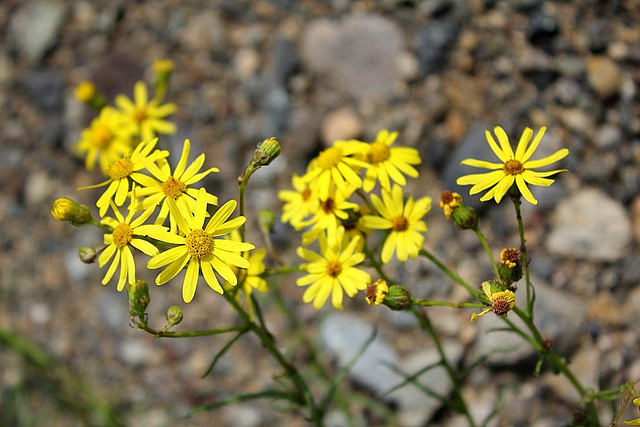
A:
[[1, 1, 640, 426]]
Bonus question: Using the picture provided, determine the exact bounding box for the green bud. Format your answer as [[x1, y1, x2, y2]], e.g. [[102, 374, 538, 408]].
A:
[[498, 248, 523, 285], [164, 305, 183, 330], [78, 246, 98, 264], [384, 284, 413, 311], [126, 280, 150, 321], [252, 137, 281, 168], [258, 209, 276, 234], [51, 198, 94, 226]]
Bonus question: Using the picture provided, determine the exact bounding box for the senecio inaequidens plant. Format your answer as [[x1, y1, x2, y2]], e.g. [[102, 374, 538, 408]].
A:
[[51, 60, 639, 426]]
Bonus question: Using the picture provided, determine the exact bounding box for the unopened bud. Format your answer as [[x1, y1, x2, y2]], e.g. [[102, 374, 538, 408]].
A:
[[259, 209, 276, 234], [78, 246, 98, 264], [385, 284, 413, 311], [74, 81, 107, 110], [127, 280, 150, 321], [51, 198, 94, 226], [498, 248, 523, 285], [164, 305, 183, 330], [253, 137, 281, 168]]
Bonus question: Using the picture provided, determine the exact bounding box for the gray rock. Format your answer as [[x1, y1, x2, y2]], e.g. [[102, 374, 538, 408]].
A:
[[546, 187, 632, 261], [301, 15, 404, 99], [23, 68, 66, 112], [320, 313, 400, 395], [391, 342, 465, 427], [593, 125, 622, 150], [586, 56, 623, 99], [525, 10, 559, 50], [473, 279, 586, 366], [270, 36, 299, 86], [10, 0, 67, 64], [414, 21, 459, 75]]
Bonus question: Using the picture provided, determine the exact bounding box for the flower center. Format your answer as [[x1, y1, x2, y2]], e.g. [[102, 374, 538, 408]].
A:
[[392, 216, 409, 232], [326, 260, 342, 278], [93, 124, 113, 148], [368, 141, 390, 164], [112, 223, 133, 248], [492, 297, 512, 316], [162, 176, 186, 198], [107, 156, 134, 180], [317, 147, 343, 170], [499, 248, 521, 268], [301, 188, 312, 201], [185, 229, 214, 259], [503, 159, 524, 175], [321, 198, 336, 214], [134, 108, 147, 123]]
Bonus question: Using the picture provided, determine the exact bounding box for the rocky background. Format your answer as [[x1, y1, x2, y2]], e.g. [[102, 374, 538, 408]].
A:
[[1, 0, 640, 426]]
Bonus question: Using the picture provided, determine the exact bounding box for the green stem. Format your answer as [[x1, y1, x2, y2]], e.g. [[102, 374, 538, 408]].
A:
[[511, 195, 535, 316], [221, 292, 322, 425], [413, 298, 482, 309], [364, 245, 393, 283], [135, 323, 247, 338], [472, 226, 501, 282], [263, 265, 302, 276], [411, 308, 476, 427], [419, 249, 477, 299]]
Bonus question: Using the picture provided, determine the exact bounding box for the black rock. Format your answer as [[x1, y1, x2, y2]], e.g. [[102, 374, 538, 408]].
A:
[[23, 68, 65, 112], [414, 21, 460, 75]]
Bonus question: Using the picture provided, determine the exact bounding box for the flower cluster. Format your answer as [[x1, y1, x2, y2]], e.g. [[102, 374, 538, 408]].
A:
[[279, 130, 431, 309], [55, 61, 260, 304]]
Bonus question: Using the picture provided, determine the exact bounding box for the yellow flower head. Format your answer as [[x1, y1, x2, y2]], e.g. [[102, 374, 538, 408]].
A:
[[98, 194, 163, 292], [470, 281, 516, 322], [439, 191, 462, 220], [76, 107, 136, 173], [115, 81, 177, 142], [365, 279, 389, 305], [75, 81, 96, 103], [359, 184, 431, 263], [297, 228, 370, 310], [457, 126, 569, 205], [361, 130, 421, 192], [278, 173, 321, 229], [304, 142, 369, 200], [147, 188, 254, 303], [136, 139, 219, 233]]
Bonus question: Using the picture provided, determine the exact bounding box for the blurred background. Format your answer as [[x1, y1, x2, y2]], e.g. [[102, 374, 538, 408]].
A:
[[1, 0, 639, 425]]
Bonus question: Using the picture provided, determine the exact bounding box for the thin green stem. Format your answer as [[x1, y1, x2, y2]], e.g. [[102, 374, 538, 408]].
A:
[[134, 323, 247, 338], [419, 249, 477, 299], [413, 298, 482, 309], [511, 195, 534, 316], [364, 245, 393, 283], [263, 265, 302, 276], [472, 226, 501, 282], [411, 308, 476, 427]]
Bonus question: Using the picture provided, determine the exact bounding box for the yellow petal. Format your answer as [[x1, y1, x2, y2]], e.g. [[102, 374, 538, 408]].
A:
[[521, 127, 547, 163], [523, 148, 569, 169]]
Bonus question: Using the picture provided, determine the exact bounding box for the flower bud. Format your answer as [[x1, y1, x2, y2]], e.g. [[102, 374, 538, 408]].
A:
[[78, 246, 98, 264], [365, 279, 389, 305], [127, 280, 150, 321], [384, 284, 413, 311], [164, 305, 183, 330], [74, 81, 107, 110], [252, 137, 281, 168], [440, 191, 477, 229], [498, 247, 523, 285], [259, 209, 276, 234], [51, 198, 94, 226]]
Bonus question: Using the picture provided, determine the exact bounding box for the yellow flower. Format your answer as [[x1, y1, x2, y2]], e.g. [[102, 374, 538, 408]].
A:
[[74, 81, 96, 103], [147, 189, 254, 303], [470, 281, 516, 322], [115, 81, 177, 142], [98, 197, 163, 292], [361, 130, 421, 192], [278, 173, 320, 229], [359, 184, 431, 263], [300, 187, 359, 246], [78, 138, 169, 217], [135, 139, 219, 232], [439, 191, 462, 220], [76, 107, 136, 173], [456, 126, 569, 205], [304, 142, 369, 200], [365, 279, 389, 305], [297, 228, 370, 310]]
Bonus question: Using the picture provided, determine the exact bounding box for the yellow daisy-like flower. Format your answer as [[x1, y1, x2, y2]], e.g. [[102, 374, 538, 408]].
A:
[[359, 184, 431, 263], [470, 281, 516, 322], [456, 126, 569, 205], [78, 138, 169, 217], [361, 130, 421, 192], [304, 142, 369, 200], [98, 196, 164, 292], [300, 187, 359, 246], [135, 139, 219, 232], [297, 228, 370, 310], [147, 188, 254, 303], [115, 81, 177, 142], [278, 173, 321, 229], [365, 279, 389, 305], [76, 107, 136, 173]]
